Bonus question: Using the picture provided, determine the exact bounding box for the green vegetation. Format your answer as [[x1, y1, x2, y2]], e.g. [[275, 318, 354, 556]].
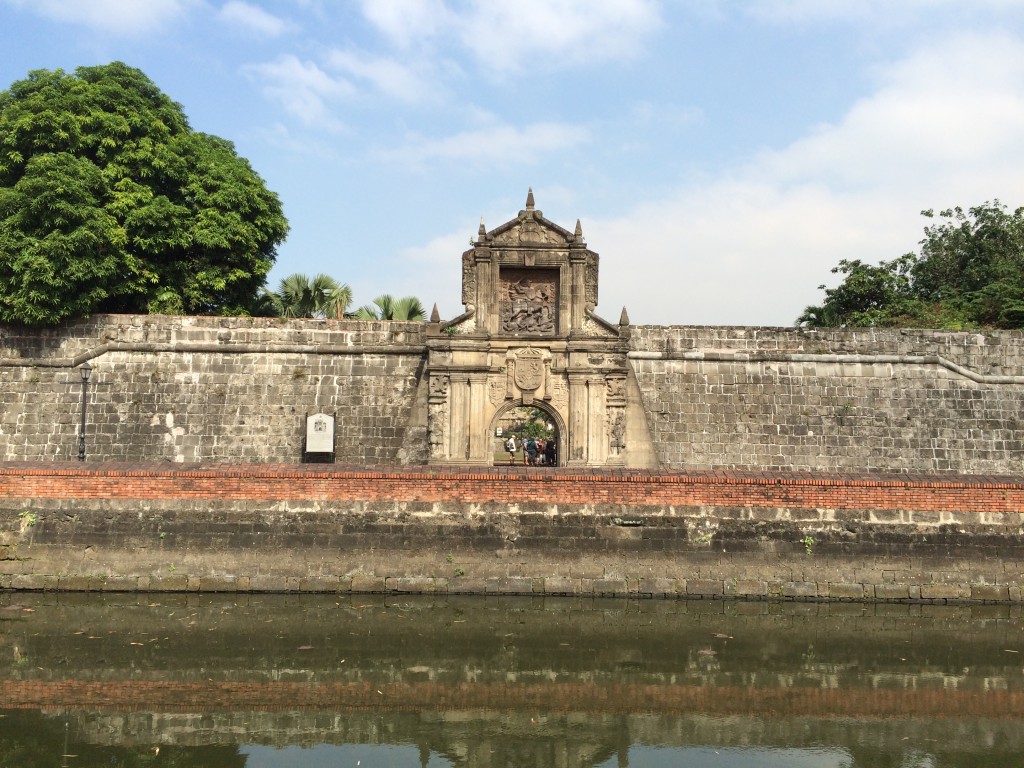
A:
[[798, 202, 1024, 329], [0, 62, 288, 325], [352, 294, 426, 321], [266, 272, 353, 319]]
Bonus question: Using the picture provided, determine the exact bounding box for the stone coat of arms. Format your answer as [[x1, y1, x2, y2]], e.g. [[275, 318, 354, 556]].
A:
[[514, 349, 545, 393]]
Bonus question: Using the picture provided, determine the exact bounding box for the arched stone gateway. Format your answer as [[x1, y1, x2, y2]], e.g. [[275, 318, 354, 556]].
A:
[[489, 401, 565, 466], [424, 190, 658, 468]]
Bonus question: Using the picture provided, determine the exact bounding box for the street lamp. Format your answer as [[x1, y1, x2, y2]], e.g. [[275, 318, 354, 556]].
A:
[[78, 361, 91, 462]]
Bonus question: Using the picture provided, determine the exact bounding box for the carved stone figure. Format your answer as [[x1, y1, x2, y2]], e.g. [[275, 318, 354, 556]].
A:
[[429, 374, 449, 398], [606, 376, 625, 401], [500, 269, 557, 334], [609, 410, 626, 455]]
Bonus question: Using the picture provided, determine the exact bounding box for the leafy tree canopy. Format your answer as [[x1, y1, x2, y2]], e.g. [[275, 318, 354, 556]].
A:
[[352, 294, 426, 321], [0, 62, 288, 325], [267, 272, 353, 319], [798, 202, 1024, 330]]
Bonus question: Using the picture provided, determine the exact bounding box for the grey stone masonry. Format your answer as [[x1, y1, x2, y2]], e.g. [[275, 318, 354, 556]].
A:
[[5, 314, 1024, 471], [0, 314, 429, 464], [628, 325, 1024, 473]]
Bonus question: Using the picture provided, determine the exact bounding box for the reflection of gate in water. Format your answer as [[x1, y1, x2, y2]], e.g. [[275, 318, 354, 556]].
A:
[[491, 403, 563, 466]]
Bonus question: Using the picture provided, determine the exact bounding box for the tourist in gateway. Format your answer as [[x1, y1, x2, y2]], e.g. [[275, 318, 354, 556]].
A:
[[505, 434, 518, 464]]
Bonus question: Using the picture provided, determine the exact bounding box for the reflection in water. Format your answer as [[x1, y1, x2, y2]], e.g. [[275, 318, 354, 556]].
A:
[[0, 594, 1021, 766]]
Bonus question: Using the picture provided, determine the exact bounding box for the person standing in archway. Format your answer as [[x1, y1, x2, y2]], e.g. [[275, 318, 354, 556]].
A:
[[545, 438, 556, 467], [505, 434, 518, 465]]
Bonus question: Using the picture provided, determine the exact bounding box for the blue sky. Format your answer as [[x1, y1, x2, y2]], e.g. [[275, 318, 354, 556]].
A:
[[3, 1, 1024, 326]]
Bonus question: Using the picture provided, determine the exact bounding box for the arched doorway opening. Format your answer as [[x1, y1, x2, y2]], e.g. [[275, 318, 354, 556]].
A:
[[489, 401, 565, 467]]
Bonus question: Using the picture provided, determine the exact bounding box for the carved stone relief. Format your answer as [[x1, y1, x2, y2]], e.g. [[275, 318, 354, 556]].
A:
[[488, 378, 506, 405], [429, 374, 449, 399], [493, 221, 564, 246], [548, 377, 569, 409], [461, 253, 476, 307], [585, 254, 599, 309], [606, 375, 625, 403], [513, 348, 545, 393], [428, 401, 448, 459], [500, 268, 557, 335], [608, 409, 626, 456]]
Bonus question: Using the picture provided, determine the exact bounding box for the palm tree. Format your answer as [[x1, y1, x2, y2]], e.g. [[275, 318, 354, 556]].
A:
[[271, 273, 352, 319], [352, 294, 426, 321]]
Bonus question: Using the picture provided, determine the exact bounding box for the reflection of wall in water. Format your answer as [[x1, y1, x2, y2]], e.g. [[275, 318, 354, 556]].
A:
[[51, 710, 1024, 765]]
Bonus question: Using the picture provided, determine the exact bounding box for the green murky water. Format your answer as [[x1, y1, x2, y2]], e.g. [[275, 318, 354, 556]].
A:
[[0, 594, 1022, 766]]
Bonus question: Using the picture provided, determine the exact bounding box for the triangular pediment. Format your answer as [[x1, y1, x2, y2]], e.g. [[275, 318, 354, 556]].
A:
[[487, 212, 574, 247]]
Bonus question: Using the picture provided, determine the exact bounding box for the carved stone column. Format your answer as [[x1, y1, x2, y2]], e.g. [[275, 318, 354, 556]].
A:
[[586, 375, 606, 466], [567, 373, 589, 465], [427, 373, 449, 461], [449, 374, 471, 460], [606, 373, 627, 466], [468, 373, 489, 461]]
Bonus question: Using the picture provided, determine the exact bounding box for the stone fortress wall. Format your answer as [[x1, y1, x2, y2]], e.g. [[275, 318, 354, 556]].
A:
[[0, 314, 430, 465], [628, 324, 1024, 473], [3, 313, 1024, 473]]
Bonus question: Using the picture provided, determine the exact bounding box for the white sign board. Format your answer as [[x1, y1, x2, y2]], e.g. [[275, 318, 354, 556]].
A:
[[305, 413, 335, 453]]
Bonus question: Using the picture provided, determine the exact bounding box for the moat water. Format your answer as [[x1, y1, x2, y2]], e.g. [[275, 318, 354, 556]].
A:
[[0, 593, 1022, 767]]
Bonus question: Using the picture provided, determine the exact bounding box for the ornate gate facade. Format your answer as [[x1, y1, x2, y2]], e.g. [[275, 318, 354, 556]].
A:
[[424, 191, 656, 468]]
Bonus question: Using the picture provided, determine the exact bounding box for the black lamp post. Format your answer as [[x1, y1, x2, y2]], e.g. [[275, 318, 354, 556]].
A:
[[77, 361, 91, 461]]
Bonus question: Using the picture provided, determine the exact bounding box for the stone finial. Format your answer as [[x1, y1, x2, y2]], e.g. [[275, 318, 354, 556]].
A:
[[430, 303, 441, 323], [478, 218, 486, 239], [619, 306, 630, 326], [525, 188, 535, 211], [574, 218, 584, 241]]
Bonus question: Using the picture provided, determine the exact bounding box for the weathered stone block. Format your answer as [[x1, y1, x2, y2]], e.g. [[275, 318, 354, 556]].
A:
[[11, 574, 57, 591], [637, 578, 677, 596], [592, 578, 629, 596], [920, 584, 962, 600], [874, 584, 910, 600], [686, 579, 724, 596], [727, 579, 766, 596], [971, 585, 1010, 602], [543, 577, 580, 595], [782, 581, 817, 598], [388, 577, 435, 593], [827, 582, 865, 599], [351, 576, 386, 593], [486, 577, 534, 594]]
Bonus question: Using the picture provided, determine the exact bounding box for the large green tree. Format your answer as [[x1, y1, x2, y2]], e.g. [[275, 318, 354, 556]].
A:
[[0, 62, 288, 325], [798, 201, 1024, 329]]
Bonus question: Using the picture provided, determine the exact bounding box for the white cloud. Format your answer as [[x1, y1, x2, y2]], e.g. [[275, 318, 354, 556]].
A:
[[325, 49, 436, 103], [378, 120, 589, 168], [745, 0, 1023, 25], [360, 0, 662, 75], [218, 1, 293, 38], [4, 0, 193, 35], [569, 32, 1024, 327], [358, 0, 451, 49], [389, 228, 471, 317], [244, 55, 354, 127]]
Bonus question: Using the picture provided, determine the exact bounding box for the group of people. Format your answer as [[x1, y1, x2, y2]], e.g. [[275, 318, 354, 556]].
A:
[[504, 434, 556, 466]]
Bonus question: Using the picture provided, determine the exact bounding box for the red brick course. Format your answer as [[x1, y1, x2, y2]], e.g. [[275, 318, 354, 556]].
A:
[[2, 462, 1024, 512]]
